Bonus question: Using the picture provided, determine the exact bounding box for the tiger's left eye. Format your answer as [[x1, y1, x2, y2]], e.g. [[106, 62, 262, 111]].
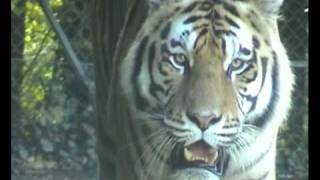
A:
[[231, 58, 244, 69]]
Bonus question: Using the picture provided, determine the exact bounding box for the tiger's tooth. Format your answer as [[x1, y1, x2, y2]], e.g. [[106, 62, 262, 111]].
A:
[[209, 151, 219, 165], [184, 148, 193, 161], [184, 147, 219, 165]]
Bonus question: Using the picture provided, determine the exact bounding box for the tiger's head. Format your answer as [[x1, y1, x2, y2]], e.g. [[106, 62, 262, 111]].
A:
[[119, 0, 293, 179]]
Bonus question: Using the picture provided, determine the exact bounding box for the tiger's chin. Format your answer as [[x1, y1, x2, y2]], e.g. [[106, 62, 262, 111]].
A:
[[168, 168, 221, 180]]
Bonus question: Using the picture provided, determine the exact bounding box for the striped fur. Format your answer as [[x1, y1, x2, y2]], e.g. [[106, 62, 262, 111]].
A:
[[98, 0, 294, 179]]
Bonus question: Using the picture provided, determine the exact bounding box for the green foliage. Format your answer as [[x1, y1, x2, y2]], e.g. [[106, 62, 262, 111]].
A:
[[20, 0, 60, 123], [12, 0, 96, 177]]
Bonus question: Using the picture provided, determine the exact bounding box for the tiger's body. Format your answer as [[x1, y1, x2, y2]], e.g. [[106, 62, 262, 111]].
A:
[[97, 0, 294, 180]]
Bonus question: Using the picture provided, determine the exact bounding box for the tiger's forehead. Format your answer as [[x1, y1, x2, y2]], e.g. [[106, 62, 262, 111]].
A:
[[142, 0, 263, 39], [140, 0, 258, 53], [144, 0, 255, 28]]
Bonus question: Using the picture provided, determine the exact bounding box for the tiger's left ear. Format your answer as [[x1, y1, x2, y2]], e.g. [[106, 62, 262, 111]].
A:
[[147, 0, 167, 14], [146, 0, 182, 14], [254, 0, 284, 17]]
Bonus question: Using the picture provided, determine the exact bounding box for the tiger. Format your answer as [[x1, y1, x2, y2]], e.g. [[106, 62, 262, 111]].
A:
[[96, 0, 294, 179]]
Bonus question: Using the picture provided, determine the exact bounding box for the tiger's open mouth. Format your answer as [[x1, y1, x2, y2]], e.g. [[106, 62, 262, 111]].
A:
[[172, 140, 227, 176]]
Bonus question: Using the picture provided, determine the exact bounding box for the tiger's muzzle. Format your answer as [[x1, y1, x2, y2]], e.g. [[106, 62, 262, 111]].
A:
[[172, 140, 228, 176]]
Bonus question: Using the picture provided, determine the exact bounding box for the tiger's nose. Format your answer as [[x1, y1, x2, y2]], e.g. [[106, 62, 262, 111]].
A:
[[188, 112, 222, 130]]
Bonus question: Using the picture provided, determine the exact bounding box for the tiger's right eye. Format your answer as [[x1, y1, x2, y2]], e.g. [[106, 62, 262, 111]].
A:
[[163, 53, 189, 75], [174, 54, 188, 65]]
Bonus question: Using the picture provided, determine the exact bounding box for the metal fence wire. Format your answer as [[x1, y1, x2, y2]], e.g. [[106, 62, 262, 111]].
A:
[[11, 0, 308, 179]]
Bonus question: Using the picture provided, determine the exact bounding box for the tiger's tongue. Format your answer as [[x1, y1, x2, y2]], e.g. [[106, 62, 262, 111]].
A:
[[184, 141, 218, 165]]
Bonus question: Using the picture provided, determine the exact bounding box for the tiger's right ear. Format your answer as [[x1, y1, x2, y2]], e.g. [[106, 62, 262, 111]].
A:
[[254, 0, 284, 17], [146, 0, 181, 15]]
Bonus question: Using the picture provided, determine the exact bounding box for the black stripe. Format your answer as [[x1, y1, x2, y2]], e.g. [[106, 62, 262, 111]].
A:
[[132, 36, 150, 110], [216, 133, 238, 137], [243, 71, 258, 83], [240, 93, 257, 111], [250, 21, 261, 33], [222, 39, 226, 56], [193, 28, 208, 50], [213, 28, 237, 37], [148, 42, 156, 63], [250, 9, 258, 17], [225, 15, 240, 29], [236, 97, 246, 115], [165, 85, 173, 96], [222, 151, 230, 176], [204, 11, 213, 20], [183, 15, 203, 24], [227, 30, 237, 37], [213, 9, 222, 19], [214, 21, 224, 27], [252, 51, 278, 128], [170, 38, 184, 48], [192, 23, 209, 31], [148, 42, 166, 100], [161, 43, 169, 54], [163, 79, 173, 85], [212, 0, 223, 4], [198, 1, 212, 11], [236, 52, 266, 113], [174, 7, 181, 11], [160, 22, 171, 40], [253, 35, 260, 49], [246, 56, 268, 113], [240, 46, 251, 56], [182, 2, 198, 13], [238, 64, 257, 83], [148, 42, 160, 100], [212, 37, 219, 47], [223, 2, 240, 17]]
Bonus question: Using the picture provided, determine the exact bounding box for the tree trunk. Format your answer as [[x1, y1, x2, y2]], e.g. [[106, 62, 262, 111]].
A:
[[92, 0, 147, 179]]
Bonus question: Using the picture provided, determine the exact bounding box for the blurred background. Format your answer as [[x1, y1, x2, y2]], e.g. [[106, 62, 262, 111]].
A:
[[11, 0, 308, 179]]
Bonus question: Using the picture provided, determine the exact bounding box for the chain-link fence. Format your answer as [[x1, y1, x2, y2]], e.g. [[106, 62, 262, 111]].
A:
[[277, 0, 308, 179], [12, 0, 97, 179], [11, 0, 308, 179]]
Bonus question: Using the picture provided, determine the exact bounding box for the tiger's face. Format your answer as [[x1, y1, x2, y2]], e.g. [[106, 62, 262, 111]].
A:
[[120, 0, 290, 178]]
